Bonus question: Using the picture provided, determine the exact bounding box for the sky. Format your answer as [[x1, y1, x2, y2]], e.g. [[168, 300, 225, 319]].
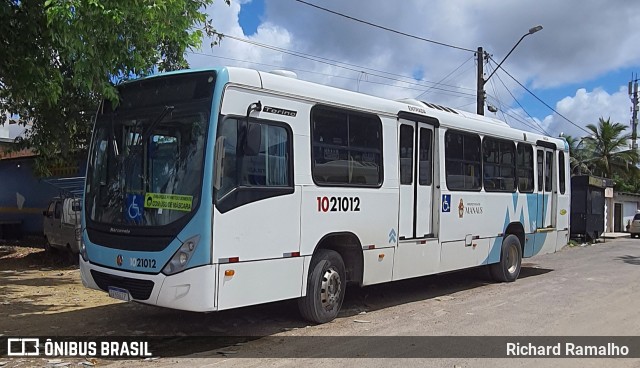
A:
[[4, 0, 637, 141], [186, 0, 640, 141]]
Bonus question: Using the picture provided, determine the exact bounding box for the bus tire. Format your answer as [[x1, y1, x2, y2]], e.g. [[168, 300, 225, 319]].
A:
[[489, 234, 522, 282], [298, 249, 346, 324]]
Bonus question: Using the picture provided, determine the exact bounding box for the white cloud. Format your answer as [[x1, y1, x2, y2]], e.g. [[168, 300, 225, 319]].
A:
[[187, 0, 640, 136], [541, 86, 632, 138], [189, 0, 293, 71]]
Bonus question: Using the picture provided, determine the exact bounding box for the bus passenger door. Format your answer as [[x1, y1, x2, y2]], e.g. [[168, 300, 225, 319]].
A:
[[534, 147, 557, 255], [398, 121, 434, 240]]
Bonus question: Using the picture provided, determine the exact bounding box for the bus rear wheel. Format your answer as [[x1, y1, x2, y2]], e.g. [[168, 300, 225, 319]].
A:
[[298, 249, 346, 324], [489, 234, 522, 282]]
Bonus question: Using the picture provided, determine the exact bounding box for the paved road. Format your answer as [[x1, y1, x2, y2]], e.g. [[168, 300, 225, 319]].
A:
[[4, 239, 640, 367]]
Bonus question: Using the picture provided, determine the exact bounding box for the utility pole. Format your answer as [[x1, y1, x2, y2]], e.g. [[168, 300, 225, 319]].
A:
[[630, 74, 639, 150], [477, 47, 485, 115], [476, 25, 543, 116]]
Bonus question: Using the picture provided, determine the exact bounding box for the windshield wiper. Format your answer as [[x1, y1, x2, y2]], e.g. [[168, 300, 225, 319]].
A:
[[136, 105, 175, 146]]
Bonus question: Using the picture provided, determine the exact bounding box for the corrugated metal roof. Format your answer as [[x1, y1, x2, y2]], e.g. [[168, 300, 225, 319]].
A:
[[43, 176, 85, 198]]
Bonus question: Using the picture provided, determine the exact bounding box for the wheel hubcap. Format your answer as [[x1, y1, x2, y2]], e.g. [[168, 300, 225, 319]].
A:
[[506, 245, 518, 274], [320, 267, 342, 311]]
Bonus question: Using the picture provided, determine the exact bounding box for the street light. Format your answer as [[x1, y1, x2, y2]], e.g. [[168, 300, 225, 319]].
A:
[[477, 25, 543, 115]]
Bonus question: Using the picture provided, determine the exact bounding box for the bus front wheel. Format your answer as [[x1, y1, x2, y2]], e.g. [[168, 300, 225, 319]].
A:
[[298, 249, 346, 324], [489, 234, 522, 282]]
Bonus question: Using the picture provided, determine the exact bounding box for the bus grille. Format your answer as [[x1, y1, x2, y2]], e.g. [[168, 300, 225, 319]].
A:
[[90, 270, 155, 300]]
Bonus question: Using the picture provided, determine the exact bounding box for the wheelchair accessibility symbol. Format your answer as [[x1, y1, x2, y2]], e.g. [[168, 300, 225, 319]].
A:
[[442, 194, 451, 213], [125, 194, 144, 223]]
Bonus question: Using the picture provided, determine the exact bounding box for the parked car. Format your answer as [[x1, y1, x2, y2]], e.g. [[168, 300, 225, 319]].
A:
[[630, 213, 640, 238], [43, 197, 82, 261]]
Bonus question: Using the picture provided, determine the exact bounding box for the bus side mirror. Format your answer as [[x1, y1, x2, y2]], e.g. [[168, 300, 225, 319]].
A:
[[213, 136, 225, 190], [243, 123, 262, 157]]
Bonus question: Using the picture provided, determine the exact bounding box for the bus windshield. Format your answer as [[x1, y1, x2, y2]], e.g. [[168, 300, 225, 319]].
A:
[[85, 72, 215, 228]]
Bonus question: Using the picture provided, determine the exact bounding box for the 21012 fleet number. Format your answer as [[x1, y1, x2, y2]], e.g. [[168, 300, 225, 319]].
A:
[[130, 258, 156, 268], [316, 196, 360, 212]]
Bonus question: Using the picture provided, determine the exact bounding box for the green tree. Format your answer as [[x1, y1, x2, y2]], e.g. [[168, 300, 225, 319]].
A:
[[0, 0, 227, 175], [582, 117, 639, 179], [564, 134, 592, 175]]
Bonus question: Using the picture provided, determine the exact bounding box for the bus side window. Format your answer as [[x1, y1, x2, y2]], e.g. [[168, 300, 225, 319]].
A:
[[482, 137, 515, 192], [445, 130, 481, 191], [215, 118, 292, 202], [516, 143, 534, 193], [559, 151, 566, 194], [537, 150, 544, 192], [311, 106, 382, 187]]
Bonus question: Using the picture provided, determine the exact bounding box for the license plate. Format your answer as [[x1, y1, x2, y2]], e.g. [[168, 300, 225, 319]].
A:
[[108, 286, 131, 301]]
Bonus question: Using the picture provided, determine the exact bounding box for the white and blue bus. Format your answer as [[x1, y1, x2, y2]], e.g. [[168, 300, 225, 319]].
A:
[[80, 67, 570, 323]]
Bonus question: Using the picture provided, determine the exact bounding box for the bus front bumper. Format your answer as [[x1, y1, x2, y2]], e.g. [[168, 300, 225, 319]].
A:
[[79, 258, 217, 312]]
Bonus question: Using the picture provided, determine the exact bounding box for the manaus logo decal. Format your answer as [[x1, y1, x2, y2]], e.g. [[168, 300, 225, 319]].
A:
[[116, 254, 123, 267]]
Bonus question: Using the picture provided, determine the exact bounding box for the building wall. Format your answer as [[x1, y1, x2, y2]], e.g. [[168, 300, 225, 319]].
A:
[[613, 193, 640, 232], [0, 158, 65, 236]]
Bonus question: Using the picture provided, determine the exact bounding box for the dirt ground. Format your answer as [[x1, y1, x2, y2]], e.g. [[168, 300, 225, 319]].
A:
[[2, 239, 640, 368], [0, 243, 119, 367], [0, 244, 118, 319]]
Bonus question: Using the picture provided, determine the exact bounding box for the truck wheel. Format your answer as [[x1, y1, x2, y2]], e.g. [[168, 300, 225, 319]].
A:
[[44, 237, 57, 254], [298, 249, 346, 324], [66, 245, 79, 265], [489, 234, 522, 282]]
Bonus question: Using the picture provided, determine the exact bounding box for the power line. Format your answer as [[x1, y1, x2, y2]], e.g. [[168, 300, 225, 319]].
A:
[[486, 67, 510, 124], [454, 101, 476, 109], [292, 0, 476, 53], [188, 51, 478, 100], [484, 94, 547, 134], [502, 110, 548, 135], [485, 95, 547, 134], [213, 32, 478, 97], [486, 61, 551, 135], [416, 55, 474, 99], [492, 66, 550, 136], [488, 55, 591, 135], [217, 32, 476, 92]]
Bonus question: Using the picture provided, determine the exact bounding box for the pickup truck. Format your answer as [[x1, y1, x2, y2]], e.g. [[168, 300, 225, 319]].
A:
[[43, 197, 81, 260]]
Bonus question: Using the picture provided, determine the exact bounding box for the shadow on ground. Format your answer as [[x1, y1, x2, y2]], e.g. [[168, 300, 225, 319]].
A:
[[0, 245, 77, 271], [0, 264, 553, 358], [616, 255, 640, 266]]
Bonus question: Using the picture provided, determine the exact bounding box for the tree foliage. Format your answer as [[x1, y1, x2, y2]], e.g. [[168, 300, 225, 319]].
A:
[[0, 0, 227, 175], [564, 134, 592, 176], [567, 117, 640, 192], [582, 118, 638, 179]]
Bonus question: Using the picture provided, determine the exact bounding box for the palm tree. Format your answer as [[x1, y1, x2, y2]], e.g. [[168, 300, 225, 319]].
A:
[[582, 117, 639, 178], [564, 134, 592, 175]]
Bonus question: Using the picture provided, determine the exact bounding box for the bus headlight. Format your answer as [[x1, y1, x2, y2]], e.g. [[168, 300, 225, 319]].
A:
[[163, 236, 200, 275], [80, 238, 89, 262]]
